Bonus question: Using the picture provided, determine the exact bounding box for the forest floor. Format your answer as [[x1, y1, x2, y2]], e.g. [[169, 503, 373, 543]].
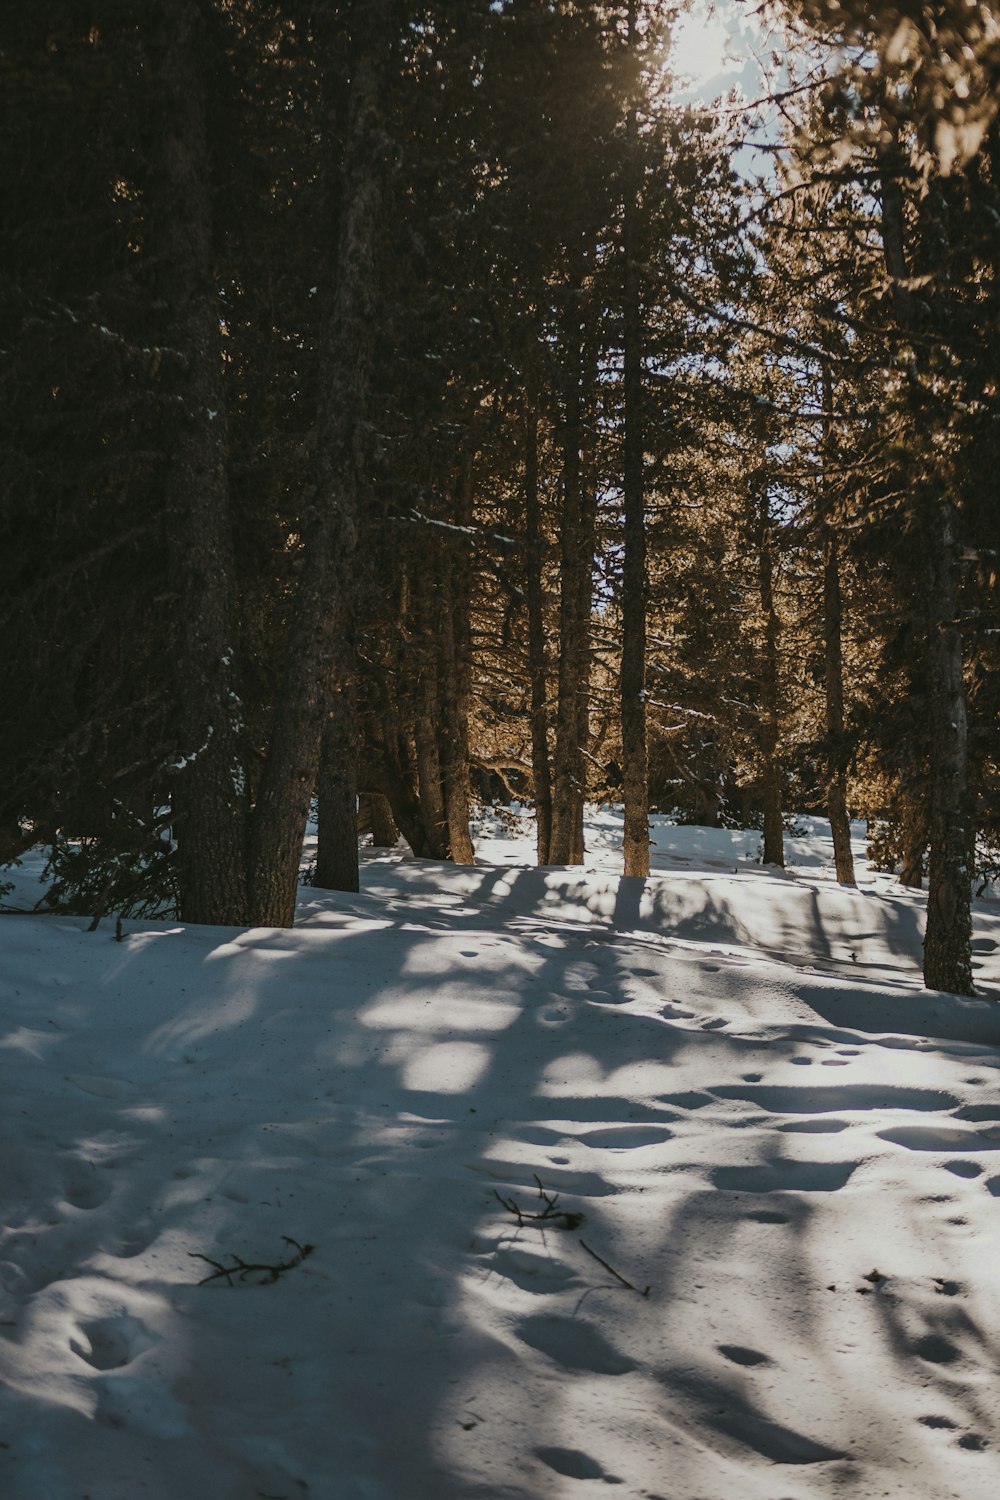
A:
[[2, 811, 1000, 1499]]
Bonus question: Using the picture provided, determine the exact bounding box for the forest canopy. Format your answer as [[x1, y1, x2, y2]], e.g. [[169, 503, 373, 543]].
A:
[[1, 0, 997, 998]]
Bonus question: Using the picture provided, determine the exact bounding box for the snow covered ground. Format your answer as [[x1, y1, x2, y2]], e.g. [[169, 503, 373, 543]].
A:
[[2, 811, 1000, 1499]]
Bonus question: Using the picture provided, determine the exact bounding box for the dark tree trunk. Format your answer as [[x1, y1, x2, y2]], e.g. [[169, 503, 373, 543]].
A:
[[438, 460, 475, 865], [757, 494, 784, 868], [360, 792, 398, 848], [524, 399, 553, 865], [151, 0, 248, 926], [414, 622, 451, 860], [923, 505, 974, 991], [315, 685, 359, 892], [878, 128, 974, 993], [620, 5, 649, 879], [246, 0, 395, 926], [549, 274, 595, 866], [820, 365, 855, 886]]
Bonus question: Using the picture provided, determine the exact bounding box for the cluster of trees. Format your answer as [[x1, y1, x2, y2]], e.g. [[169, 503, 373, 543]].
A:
[[1, 1, 997, 997]]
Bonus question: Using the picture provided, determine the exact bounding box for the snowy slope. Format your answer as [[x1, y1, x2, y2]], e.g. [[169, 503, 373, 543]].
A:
[[2, 813, 1000, 1499]]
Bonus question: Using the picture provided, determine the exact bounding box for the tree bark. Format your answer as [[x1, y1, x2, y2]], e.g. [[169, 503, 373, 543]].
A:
[[878, 126, 974, 993], [246, 0, 395, 926], [315, 685, 359, 892], [524, 398, 553, 865], [549, 263, 596, 866], [620, 0, 650, 878], [438, 461, 476, 865], [360, 792, 398, 848], [151, 0, 248, 926], [757, 493, 784, 868], [820, 364, 855, 886]]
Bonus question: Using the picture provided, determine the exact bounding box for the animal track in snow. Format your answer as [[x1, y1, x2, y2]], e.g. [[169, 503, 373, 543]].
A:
[[712, 1159, 858, 1194], [714, 1083, 959, 1114], [912, 1333, 961, 1365], [718, 1344, 773, 1367], [71, 1312, 158, 1370], [578, 1125, 673, 1150], [62, 1161, 110, 1211], [535, 1447, 622, 1483], [490, 1247, 579, 1295], [877, 1125, 995, 1152]]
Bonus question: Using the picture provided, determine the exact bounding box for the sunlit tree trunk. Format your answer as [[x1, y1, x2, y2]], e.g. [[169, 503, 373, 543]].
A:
[[550, 261, 596, 866], [820, 365, 855, 886], [757, 492, 784, 868], [620, 0, 650, 879], [524, 397, 553, 864]]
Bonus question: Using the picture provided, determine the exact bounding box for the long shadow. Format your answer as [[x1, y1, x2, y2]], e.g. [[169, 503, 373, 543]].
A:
[[5, 853, 1000, 1499]]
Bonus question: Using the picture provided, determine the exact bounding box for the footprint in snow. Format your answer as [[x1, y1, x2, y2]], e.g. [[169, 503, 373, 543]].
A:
[[877, 1125, 995, 1152], [63, 1160, 111, 1212], [718, 1344, 773, 1367], [535, 1447, 622, 1483], [71, 1313, 158, 1371], [712, 1159, 857, 1194], [490, 1246, 579, 1295], [517, 1314, 635, 1375], [578, 1125, 673, 1150], [912, 1333, 962, 1365]]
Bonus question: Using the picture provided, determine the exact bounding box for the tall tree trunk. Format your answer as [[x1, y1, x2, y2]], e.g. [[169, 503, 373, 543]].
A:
[[923, 506, 974, 991], [820, 365, 855, 886], [549, 269, 595, 866], [151, 0, 248, 926], [438, 460, 475, 865], [620, 0, 650, 878], [878, 127, 974, 993], [315, 684, 359, 892], [524, 397, 553, 864], [414, 594, 451, 859], [757, 494, 784, 868], [246, 0, 395, 926]]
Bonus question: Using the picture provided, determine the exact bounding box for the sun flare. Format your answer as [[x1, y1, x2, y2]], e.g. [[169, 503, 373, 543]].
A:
[[669, 3, 735, 91]]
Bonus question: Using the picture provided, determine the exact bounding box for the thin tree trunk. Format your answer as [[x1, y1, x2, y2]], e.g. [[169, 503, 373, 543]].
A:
[[415, 628, 450, 859], [246, 1, 394, 926], [620, 0, 650, 878], [757, 495, 784, 868], [151, 0, 248, 926], [524, 398, 553, 865], [550, 266, 595, 866], [820, 365, 855, 886], [438, 460, 475, 865], [315, 685, 359, 892]]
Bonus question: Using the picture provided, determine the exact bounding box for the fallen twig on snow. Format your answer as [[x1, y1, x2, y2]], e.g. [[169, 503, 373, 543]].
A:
[[189, 1236, 314, 1286], [493, 1175, 584, 1231], [579, 1238, 650, 1297]]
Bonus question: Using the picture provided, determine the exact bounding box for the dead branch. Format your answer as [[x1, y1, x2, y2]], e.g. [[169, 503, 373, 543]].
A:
[[190, 1236, 314, 1286]]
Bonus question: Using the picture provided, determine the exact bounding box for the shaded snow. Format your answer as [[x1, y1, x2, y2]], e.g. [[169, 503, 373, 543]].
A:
[[2, 812, 1000, 1498]]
